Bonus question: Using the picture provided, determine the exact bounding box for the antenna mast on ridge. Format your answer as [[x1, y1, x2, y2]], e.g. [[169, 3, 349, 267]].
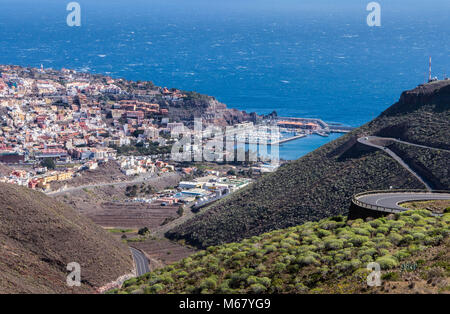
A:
[[429, 56, 432, 82]]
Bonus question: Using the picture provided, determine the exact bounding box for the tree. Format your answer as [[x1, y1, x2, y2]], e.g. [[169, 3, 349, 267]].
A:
[[125, 185, 138, 197], [41, 158, 55, 170], [138, 227, 150, 236], [227, 169, 237, 176], [132, 129, 144, 138]]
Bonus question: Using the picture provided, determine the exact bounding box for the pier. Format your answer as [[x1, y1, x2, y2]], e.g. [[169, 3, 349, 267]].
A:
[[275, 117, 354, 135], [235, 134, 307, 145], [272, 134, 306, 145], [222, 116, 354, 146]]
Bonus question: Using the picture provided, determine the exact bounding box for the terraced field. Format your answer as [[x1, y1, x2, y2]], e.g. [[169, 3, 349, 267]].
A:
[[132, 238, 197, 268], [87, 201, 181, 229]]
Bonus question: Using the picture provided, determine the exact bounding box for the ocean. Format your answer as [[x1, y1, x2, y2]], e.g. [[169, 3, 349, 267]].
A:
[[0, 0, 449, 160]]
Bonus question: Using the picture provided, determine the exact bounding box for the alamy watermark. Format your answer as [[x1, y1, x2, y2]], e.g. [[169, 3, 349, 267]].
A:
[[366, 262, 381, 287], [67, 2, 81, 27], [171, 118, 280, 165], [66, 262, 81, 287], [64, 2, 381, 28], [366, 2, 381, 27]]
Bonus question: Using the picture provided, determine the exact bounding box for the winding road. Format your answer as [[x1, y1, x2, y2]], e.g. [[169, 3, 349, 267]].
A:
[[354, 136, 450, 216], [382, 137, 450, 153], [357, 136, 434, 191], [130, 247, 150, 276], [355, 191, 450, 213]]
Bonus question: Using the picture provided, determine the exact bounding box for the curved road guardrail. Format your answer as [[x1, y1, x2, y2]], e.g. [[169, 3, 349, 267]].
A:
[[351, 190, 450, 217]]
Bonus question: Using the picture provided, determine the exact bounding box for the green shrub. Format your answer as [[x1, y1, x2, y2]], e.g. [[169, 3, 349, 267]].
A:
[[424, 235, 443, 246], [350, 259, 362, 269], [297, 255, 319, 266], [376, 256, 399, 270], [375, 226, 389, 235], [295, 282, 309, 293], [335, 261, 356, 273], [123, 277, 137, 288], [177, 271, 188, 277], [311, 239, 325, 250], [388, 232, 403, 245], [115, 208, 449, 294], [250, 283, 267, 294], [412, 232, 426, 241], [274, 262, 287, 272], [399, 234, 414, 245], [358, 247, 376, 258], [387, 220, 406, 229], [337, 230, 355, 240], [362, 240, 376, 248], [349, 235, 369, 247], [352, 268, 371, 283], [376, 241, 393, 249], [317, 229, 332, 237], [145, 283, 164, 294], [319, 220, 339, 230], [368, 220, 382, 228], [353, 227, 372, 236], [258, 277, 271, 287], [324, 238, 344, 250], [200, 276, 217, 290], [264, 245, 277, 253], [360, 254, 373, 264], [393, 249, 410, 261], [218, 280, 233, 294], [381, 272, 400, 281]]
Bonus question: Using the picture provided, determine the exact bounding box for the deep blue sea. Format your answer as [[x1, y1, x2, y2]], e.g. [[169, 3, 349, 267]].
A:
[[0, 0, 449, 160]]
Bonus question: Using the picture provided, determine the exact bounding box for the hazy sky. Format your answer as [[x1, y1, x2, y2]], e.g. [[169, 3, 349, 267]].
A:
[[3, 0, 450, 16]]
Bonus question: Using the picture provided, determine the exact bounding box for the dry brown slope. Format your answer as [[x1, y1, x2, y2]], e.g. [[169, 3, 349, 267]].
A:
[[0, 163, 11, 176], [0, 182, 134, 293]]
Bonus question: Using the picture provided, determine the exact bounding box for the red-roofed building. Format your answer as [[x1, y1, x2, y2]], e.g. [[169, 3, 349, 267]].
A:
[[125, 111, 145, 120], [36, 115, 47, 123]]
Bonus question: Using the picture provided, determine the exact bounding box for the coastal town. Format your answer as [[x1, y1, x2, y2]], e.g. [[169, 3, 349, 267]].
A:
[[1, 0, 449, 297], [0, 65, 350, 200], [0, 65, 264, 208], [0, 63, 356, 241]]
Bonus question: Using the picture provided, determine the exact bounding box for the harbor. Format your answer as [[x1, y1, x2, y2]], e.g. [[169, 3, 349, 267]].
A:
[[232, 116, 354, 146]]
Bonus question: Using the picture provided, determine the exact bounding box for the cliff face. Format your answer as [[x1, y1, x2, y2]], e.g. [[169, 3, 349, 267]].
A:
[[166, 81, 450, 248], [374, 80, 450, 150], [0, 183, 134, 293], [166, 96, 258, 126], [383, 80, 450, 116], [220, 108, 257, 126]]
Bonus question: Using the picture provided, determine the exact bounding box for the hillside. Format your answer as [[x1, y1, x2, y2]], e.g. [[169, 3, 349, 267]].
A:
[[166, 81, 450, 248], [387, 142, 450, 190], [0, 163, 11, 176], [0, 183, 134, 293], [51, 161, 129, 190], [114, 210, 450, 294]]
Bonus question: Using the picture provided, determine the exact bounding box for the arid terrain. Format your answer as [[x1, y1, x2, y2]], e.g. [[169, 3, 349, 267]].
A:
[[402, 200, 450, 215], [0, 183, 134, 293], [53, 169, 196, 269]]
